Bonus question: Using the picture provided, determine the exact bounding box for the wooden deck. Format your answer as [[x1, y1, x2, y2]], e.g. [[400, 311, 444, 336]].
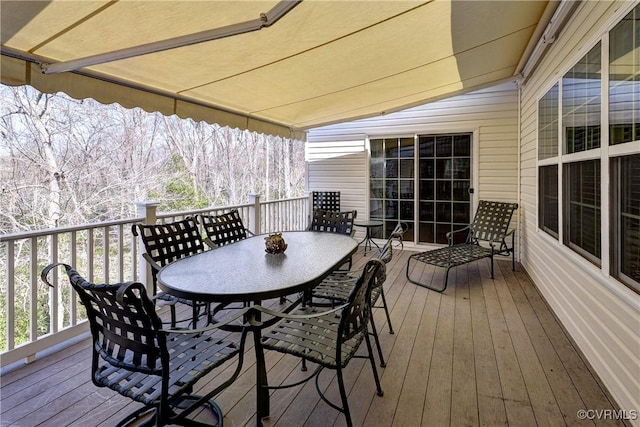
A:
[[0, 248, 625, 427]]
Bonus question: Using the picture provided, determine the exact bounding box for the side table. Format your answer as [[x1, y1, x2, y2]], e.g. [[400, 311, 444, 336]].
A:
[[355, 220, 384, 254]]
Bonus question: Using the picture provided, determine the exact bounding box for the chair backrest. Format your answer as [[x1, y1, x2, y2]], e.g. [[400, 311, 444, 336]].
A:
[[469, 200, 518, 243], [389, 222, 407, 245], [378, 235, 394, 264], [312, 191, 341, 212], [197, 209, 248, 246], [132, 216, 205, 268], [339, 259, 384, 344], [308, 209, 357, 236], [132, 217, 205, 295], [41, 263, 167, 376]]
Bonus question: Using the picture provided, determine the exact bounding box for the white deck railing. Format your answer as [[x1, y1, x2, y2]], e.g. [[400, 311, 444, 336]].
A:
[[0, 194, 310, 369]]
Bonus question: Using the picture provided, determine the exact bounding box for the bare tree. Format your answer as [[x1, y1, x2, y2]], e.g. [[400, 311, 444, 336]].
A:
[[0, 84, 306, 234]]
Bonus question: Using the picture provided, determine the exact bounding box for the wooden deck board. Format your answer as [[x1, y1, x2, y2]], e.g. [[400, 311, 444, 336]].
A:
[[0, 248, 626, 427], [469, 261, 508, 427]]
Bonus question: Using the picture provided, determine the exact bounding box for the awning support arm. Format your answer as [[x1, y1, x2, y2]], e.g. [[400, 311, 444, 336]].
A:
[[40, 0, 301, 75]]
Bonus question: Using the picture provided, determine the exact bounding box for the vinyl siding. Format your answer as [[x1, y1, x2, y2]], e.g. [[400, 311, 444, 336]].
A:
[[519, 0, 640, 421], [306, 83, 520, 242]]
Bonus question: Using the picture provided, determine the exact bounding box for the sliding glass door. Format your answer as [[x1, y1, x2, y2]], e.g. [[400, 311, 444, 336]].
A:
[[418, 134, 472, 244], [369, 133, 473, 244], [370, 137, 415, 240]]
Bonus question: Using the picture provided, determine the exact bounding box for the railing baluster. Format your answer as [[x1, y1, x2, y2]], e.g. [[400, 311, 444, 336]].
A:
[[87, 229, 94, 283], [117, 224, 124, 283], [6, 240, 16, 351], [103, 225, 109, 284], [70, 231, 77, 326], [31, 236, 40, 340]]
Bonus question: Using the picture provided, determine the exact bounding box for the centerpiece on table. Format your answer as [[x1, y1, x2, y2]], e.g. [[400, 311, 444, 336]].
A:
[[264, 233, 287, 254]]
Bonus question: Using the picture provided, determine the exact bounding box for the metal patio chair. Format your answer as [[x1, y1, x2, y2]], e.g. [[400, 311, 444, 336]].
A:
[[308, 208, 357, 236], [261, 259, 385, 427], [132, 217, 210, 328], [310, 223, 403, 367], [196, 209, 254, 248], [308, 208, 357, 270], [196, 209, 269, 308], [406, 200, 518, 293], [41, 263, 248, 427]]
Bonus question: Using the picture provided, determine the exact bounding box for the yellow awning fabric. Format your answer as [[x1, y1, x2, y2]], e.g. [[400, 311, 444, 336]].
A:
[[1, 1, 548, 139]]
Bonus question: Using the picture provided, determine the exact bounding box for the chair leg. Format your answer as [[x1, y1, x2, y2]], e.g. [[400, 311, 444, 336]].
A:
[[378, 288, 394, 334], [406, 257, 450, 293], [364, 333, 384, 397], [368, 314, 386, 368], [490, 255, 494, 279], [170, 305, 177, 329], [192, 304, 199, 329], [336, 368, 353, 427]]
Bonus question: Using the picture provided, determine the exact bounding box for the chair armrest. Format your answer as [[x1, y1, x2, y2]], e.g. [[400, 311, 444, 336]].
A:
[[249, 304, 347, 324], [203, 237, 216, 249], [488, 229, 516, 252], [488, 229, 515, 244], [446, 225, 471, 245], [163, 303, 347, 334], [161, 305, 254, 334], [142, 253, 162, 272]]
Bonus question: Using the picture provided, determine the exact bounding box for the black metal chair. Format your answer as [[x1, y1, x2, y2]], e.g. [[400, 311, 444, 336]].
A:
[[308, 208, 357, 236], [196, 209, 254, 248], [131, 217, 209, 328], [41, 263, 248, 427], [311, 225, 398, 367], [406, 200, 518, 292], [195, 210, 275, 307], [261, 259, 385, 427], [308, 209, 357, 270]]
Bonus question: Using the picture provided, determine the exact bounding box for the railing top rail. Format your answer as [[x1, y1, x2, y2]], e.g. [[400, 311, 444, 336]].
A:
[[0, 217, 145, 242], [155, 202, 254, 220], [261, 196, 308, 205], [1, 196, 309, 243]]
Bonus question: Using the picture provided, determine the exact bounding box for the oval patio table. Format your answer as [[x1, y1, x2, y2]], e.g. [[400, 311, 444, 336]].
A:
[[157, 231, 358, 426]]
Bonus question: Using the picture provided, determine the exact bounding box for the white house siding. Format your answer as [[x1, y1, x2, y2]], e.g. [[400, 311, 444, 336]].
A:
[[519, 0, 640, 421], [307, 83, 520, 243]]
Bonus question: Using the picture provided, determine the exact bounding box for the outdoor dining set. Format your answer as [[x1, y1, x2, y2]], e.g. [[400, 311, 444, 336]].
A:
[[40, 192, 517, 427], [39, 192, 404, 427]]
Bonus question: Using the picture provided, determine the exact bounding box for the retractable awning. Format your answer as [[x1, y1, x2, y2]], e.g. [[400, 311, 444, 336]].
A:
[[1, 1, 550, 139]]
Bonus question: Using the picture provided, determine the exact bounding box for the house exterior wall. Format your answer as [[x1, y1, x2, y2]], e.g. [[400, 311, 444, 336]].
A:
[[519, 0, 639, 420], [306, 83, 520, 242]]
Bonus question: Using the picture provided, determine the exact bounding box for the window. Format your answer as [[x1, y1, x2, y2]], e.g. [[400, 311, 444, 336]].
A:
[[612, 154, 640, 290], [537, 3, 639, 293], [563, 43, 602, 154], [539, 165, 558, 237], [610, 6, 640, 145], [539, 83, 559, 160], [564, 160, 601, 263]]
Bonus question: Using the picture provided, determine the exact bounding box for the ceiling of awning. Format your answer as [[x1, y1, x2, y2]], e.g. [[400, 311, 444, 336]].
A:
[[1, 0, 551, 139]]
